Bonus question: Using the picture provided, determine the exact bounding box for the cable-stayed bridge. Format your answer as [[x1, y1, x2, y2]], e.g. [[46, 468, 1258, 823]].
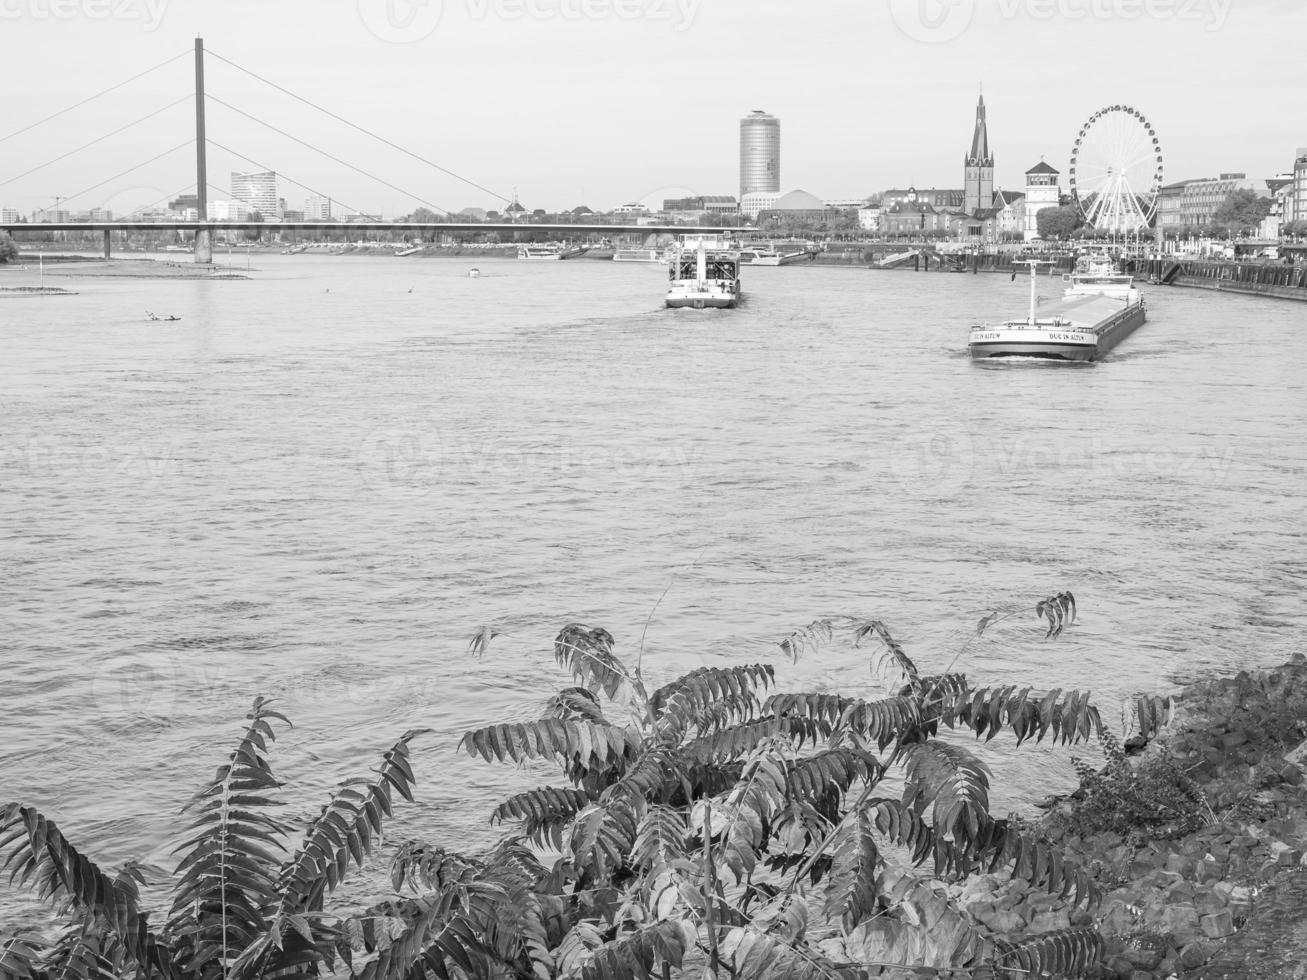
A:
[[0, 39, 733, 262]]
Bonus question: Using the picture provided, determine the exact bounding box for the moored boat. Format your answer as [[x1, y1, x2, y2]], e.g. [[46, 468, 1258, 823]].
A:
[[612, 247, 664, 263], [968, 252, 1147, 362], [665, 237, 741, 309], [517, 244, 562, 260]]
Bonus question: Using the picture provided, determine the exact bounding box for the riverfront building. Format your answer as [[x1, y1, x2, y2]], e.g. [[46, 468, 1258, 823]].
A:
[[1293, 148, 1307, 223], [1155, 173, 1260, 232], [305, 195, 333, 221], [1024, 161, 1060, 240], [740, 110, 780, 201], [231, 170, 279, 218], [1, 207, 19, 223]]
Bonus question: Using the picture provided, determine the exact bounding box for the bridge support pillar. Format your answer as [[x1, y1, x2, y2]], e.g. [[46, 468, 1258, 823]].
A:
[[195, 227, 212, 264], [103, 229, 111, 260]]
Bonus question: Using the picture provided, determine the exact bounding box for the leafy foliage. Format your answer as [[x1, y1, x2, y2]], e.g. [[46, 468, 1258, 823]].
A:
[[3, 595, 1165, 980], [1066, 729, 1211, 840], [3, 699, 431, 980]]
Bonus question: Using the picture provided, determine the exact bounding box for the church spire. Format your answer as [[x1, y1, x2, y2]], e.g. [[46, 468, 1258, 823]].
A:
[[967, 92, 993, 167]]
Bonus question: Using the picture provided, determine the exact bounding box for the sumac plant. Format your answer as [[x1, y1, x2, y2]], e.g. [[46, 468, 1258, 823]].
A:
[[1, 595, 1173, 980]]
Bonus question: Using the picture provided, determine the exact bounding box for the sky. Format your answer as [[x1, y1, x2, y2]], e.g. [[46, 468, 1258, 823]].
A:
[[1, 0, 1304, 219]]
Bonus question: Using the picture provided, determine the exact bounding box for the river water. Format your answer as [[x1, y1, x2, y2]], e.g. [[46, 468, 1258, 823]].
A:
[[2, 254, 1304, 923]]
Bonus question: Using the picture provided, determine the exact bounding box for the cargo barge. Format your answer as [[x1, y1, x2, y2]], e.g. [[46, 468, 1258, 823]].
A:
[[968, 252, 1147, 362]]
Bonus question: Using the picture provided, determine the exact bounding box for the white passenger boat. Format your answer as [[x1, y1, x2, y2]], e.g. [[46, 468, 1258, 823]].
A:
[[518, 244, 562, 260], [737, 239, 815, 266], [612, 247, 663, 263], [968, 252, 1147, 362], [665, 237, 741, 309]]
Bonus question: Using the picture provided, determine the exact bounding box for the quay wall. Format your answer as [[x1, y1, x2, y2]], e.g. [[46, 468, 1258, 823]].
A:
[[1144, 258, 1307, 303]]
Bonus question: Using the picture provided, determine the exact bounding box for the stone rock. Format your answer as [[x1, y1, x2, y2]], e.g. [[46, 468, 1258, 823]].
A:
[[1122, 936, 1165, 970], [1201, 908, 1237, 938], [1026, 908, 1071, 934], [975, 907, 1024, 934], [1159, 903, 1203, 946], [1179, 939, 1216, 969]]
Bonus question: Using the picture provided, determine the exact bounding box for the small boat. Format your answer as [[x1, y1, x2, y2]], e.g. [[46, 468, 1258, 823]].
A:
[[395, 245, 424, 257], [468, 268, 480, 278], [968, 251, 1146, 362], [146, 311, 182, 322], [518, 243, 561, 260], [737, 239, 814, 265], [612, 247, 663, 263], [665, 237, 741, 310]]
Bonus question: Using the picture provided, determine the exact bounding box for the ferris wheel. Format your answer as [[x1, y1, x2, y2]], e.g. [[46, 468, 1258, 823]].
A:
[[1068, 105, 1163, 235]]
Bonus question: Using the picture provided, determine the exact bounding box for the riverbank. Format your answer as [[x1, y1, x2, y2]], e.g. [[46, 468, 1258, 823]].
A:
[[991, 655, 1307, 978], [3, 257, 248, 279]]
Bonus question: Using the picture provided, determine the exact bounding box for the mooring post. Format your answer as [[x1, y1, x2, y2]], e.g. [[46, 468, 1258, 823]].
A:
[[193, 36, 212, 264]]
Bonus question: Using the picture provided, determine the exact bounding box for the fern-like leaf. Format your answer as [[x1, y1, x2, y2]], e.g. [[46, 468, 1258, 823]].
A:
[[866, 798, 936, 868], [720, 927, 837, 979], [648, 665, 774, 721], [543, 687, 609, 725], [824, 811, 881, 933], [569, 799, 642, 884], [1126, 694, 1174, 742], [839, 695, 925, 751], [764, 692, 855, 737], [1034, 591, 1076, 639], [902, 741, 991, 840], [579, 920, 691, 980], [785, 748, 882, 802], [942, 685, 1103, 747], [0, 937, 47, 980], [992, 927, 1103, 979], [491, 786, 593, 848], [0, 805, 176, 980], [169, 696, 292, 980], [853, 620, 920, 692], [467, 624, 501, 658], [459, 719, 638, 770], [777, 619, 836, 661], [555, 624, 629, 700]]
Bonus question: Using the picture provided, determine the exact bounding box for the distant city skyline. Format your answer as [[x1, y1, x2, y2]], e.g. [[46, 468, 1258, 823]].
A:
[[0, 1, 1303, 218]]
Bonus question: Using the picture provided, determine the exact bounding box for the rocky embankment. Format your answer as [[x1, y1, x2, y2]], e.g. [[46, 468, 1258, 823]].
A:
[[950, 655, 1307, 979]]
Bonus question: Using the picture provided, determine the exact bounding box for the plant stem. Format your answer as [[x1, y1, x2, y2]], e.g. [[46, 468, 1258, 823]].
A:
[[702, 801, 721, 978]]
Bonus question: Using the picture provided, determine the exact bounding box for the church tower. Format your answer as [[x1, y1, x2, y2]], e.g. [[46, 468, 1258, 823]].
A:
[[964, 93, 995, 215]]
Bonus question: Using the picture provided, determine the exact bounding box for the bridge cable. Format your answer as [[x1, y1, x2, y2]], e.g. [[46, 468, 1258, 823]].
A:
[[205, 140, 369, 218], [205, 48, 510, 205], [206, 95, 450, 216], [0, 96, 192, 189], [0, 50, 190, 145], [57, 140, 194, 212]]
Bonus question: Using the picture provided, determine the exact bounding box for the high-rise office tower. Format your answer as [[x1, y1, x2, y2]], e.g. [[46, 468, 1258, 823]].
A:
[[740, 110, 780, 200]]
